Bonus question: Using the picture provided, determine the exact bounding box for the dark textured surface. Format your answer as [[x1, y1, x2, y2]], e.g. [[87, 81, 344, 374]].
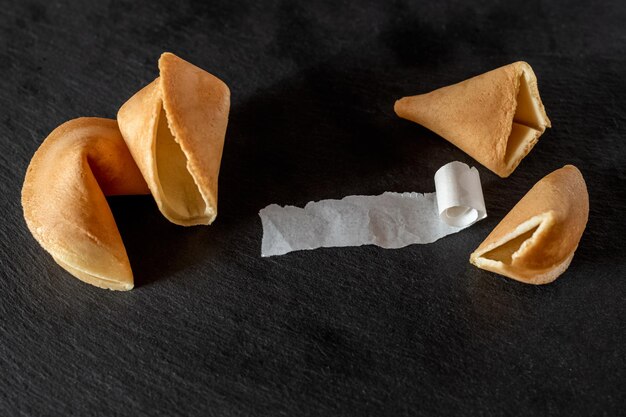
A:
[[1, 0, 625, 415]]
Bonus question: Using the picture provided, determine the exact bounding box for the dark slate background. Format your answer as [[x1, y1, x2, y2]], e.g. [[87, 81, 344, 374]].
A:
[[1, 0, 625, 415]]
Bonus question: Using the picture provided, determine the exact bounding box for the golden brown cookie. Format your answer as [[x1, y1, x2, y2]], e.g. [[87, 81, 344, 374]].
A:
[[22, 118, 149, 290], [395, 62, 551, 178], [470, 165, 588, 284], [118, 52, 230, 226]]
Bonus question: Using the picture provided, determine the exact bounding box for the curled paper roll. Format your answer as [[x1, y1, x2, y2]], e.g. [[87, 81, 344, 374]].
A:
[[434, 161, 487, 227]]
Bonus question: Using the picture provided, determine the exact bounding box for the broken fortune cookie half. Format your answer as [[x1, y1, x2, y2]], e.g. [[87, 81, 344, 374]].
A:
[[395, 61, 551, 178], [470, 165, 588, 284], [118, 52, 230, 226], [22, 118, 150, 290]]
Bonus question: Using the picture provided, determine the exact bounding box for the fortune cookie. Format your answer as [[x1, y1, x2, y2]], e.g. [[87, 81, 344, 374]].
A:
[[118, 52, 230, 226], [22, 118, 150, 290], [470, 165, 588, 284], [395, 62, 551, 178]]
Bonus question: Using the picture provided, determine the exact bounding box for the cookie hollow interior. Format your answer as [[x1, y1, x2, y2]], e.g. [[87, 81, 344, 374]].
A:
[[154, 105, 207, 222], [504, 71, 547, 169]]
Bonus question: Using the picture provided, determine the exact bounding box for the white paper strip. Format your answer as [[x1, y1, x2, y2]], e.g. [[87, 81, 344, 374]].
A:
[[259, 162, 486, 257]]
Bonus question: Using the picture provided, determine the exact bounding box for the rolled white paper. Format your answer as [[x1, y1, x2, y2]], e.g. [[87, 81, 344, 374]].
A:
[[259, 161, 487, 257], [434, 161, 486, 227]]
